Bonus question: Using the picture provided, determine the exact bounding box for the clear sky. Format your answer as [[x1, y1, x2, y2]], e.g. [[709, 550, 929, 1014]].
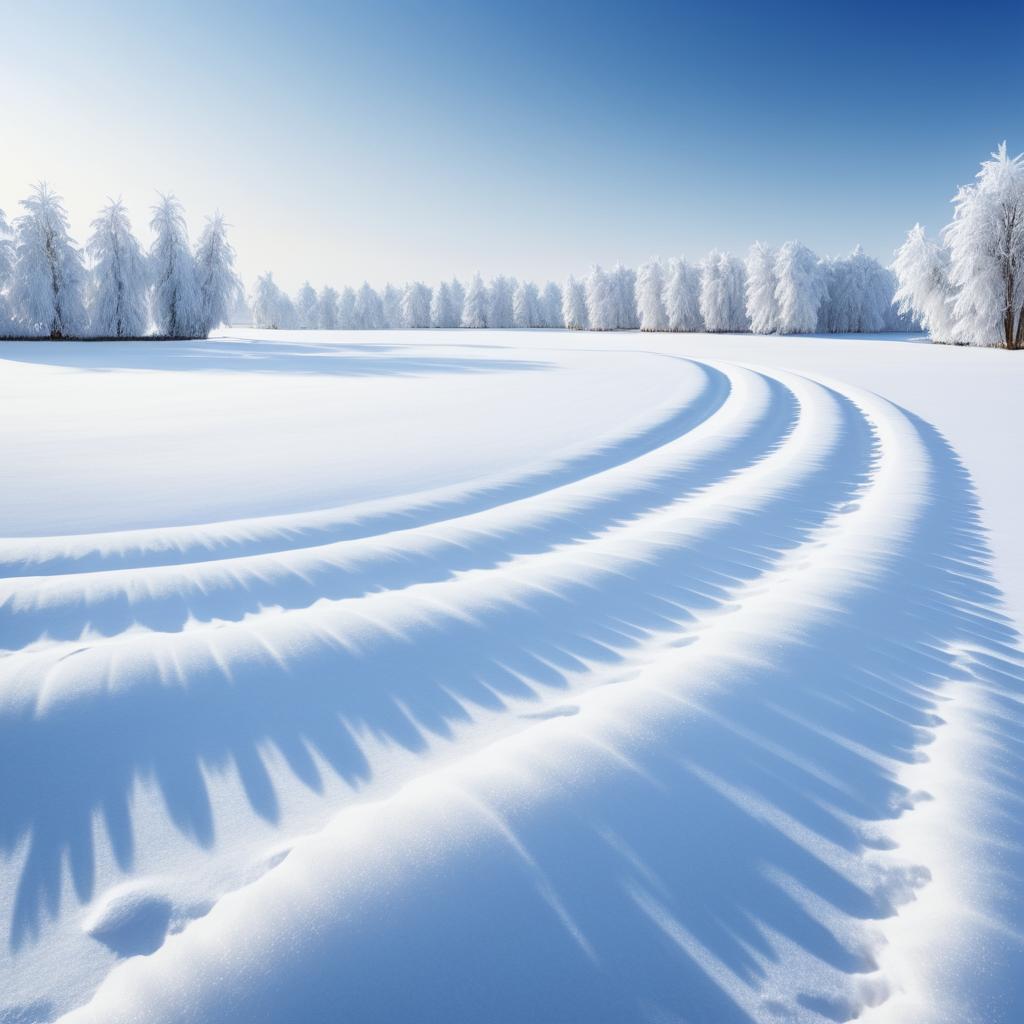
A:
[[1, 0, 1020, 293]]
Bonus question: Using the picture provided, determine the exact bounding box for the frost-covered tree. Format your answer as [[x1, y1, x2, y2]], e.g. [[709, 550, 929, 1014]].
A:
[[354, 282, 384, 329], [381, 283, 402, 328], [664, 257, 703, 332], [0, 209, 15, 334], [431, 280, 456, 327], [149, 194, 202, 338], [488, 275, 515, 328], [402, 281, 432, 328], [774, 241, 826, 334], [296, 281, 318, 328], [699, 251, 748, 332], [539, 282, 562, 327], [461, 273, 488, 327], [893, 224, 954, 342], [944, 142, 1024, 348], [513, 280, 542, 327], [229, 287, 251, 326], [194, 212, 241, 336], [87, 198, 149, 338], [253, 272, 286, 328], [818, 247, 894, 333], [10, 183, 88, 338], [338, 287, 357, 329], [562, 275, 587, 329], [744, 242, 779, 334], [611, 264, 638, 329], [636, 259, 667, 331], [585, 265, 617, 330], [318, 285, 339, 329], [449, 278, 466, 326]]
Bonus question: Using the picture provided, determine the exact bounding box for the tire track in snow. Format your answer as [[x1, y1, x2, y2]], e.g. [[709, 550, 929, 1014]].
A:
[[2, 353, 1019, 1024]]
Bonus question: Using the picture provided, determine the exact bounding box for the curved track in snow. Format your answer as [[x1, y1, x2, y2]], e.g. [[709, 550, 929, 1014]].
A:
[[1, 341, 1021, 1024]]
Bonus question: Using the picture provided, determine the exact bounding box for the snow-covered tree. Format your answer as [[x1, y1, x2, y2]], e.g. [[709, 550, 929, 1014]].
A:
[[611, 264, 638, 329], [354, 282, 384, 329], [253, 272, 287, 328], [585, 265, 617, 330], [818, 248, 894, 333], [635, 259, 667, 331], [562, 275, 587, 329], [431, 280, 456, 327], [149, 194, 202, 338], [0, 209, 15, 334], [318, 285, 339, 329], [10, 183, 88, 338], [512, 280, 542, 327], [381, 283, 402, 328], [538, 282, 562, 327], [488, 275, 515, 328], [744, 242, 779, 334], [461, 274, 488, 327], [944, 142, 1024, 348], [194, 212, 241, 336], [229, 287, 251, 326], [892, 224, 953, 342], [338, 287, 356, 329], [87, 198, 149, 338], [296, 282, 318, 328], [774, 241, 826, 334], [402, 281, 432, 328], [449, 278, 466, 326], [664, 257, 703, 332], [699, 251, 748, 332]]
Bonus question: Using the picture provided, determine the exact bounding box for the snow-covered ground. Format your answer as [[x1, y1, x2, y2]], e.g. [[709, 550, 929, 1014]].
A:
[[1, 328, 1022, 1024]]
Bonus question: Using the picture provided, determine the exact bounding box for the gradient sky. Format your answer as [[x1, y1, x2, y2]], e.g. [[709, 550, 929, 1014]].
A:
[[2, 0, 1021, 293]]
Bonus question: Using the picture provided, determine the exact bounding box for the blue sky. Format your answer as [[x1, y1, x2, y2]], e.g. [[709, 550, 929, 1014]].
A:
[[1, 0, 1020, 291]]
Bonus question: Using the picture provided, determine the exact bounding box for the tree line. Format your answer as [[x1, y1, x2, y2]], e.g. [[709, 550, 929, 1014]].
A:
[[249, 245, 910, 336], [0, 185, 240, 339]]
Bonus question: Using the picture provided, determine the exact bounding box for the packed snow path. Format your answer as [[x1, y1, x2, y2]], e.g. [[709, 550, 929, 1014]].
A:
[[1, 331, 1022, 1024]]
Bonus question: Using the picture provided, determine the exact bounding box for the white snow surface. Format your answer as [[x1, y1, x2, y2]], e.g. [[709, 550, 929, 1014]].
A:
[[0, 328, 1021, 1024]]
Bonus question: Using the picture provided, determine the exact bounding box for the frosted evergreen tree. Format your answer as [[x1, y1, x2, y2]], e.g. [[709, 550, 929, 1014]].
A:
[[611, 264, 638, 329], [585, 265, 617, 330], [461, 274, 488, 327], [149, 194, 201, 338], [635, 259, 667, 331], [431, 280, 455, 327], [699, 251, 748, 332], [10, 183, 88, 338], [402, 282, 432, 328], [944, 142, 1024, 348], [253, 272, 285, 328], [774, 241, 826, 334], [318, 285, 339, 329], [488, 276, 515, 328], [664, 258, 703, 332], [562, 275, 588, 329], [194, 212, 241, 336], [354, 282, 384, 328], [338, 287, 357, 328], [296, 282, 319, 328], [87, 198, 149, 338], [382, 283, 402, 328], [512, 280, 542, 327], [744, 242, 779, 334], [893, 224, 954, 342]]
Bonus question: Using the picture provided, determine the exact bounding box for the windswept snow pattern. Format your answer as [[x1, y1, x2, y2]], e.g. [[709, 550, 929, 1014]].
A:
[[0, 331, 1022, 1024]]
